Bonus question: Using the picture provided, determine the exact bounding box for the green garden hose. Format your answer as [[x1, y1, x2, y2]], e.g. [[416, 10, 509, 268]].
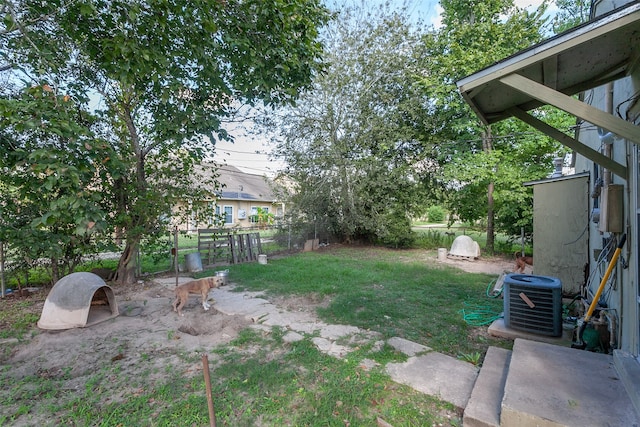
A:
[[486, 278, 502, 298], [461, 302, 502, 326]]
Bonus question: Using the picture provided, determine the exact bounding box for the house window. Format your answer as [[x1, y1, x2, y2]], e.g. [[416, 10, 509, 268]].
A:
[[223, 206, 233, 224], [206, 202, 215, 225], [188, 201, 196, 231]]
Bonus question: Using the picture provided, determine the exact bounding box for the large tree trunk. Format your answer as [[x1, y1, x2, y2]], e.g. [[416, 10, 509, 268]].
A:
[[50, 257, 60, 285], [482, 126, 495, 254], [115, 102, 145, 286], [116, 240, 139, 285], [486, 181, 495, 253]]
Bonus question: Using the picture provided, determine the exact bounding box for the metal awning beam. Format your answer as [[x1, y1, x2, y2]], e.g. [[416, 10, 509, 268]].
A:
[[499, 73, 640, 144], [507, 106, 628, 179]]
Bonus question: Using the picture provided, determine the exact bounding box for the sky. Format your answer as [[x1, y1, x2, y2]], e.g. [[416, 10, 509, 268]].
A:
[[213, 0, 554, 176]]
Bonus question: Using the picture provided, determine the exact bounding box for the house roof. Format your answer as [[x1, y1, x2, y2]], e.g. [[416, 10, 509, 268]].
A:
[[523, 171, 590, 187], [456, 1, 640, 178], [214, 164, 277, 202]]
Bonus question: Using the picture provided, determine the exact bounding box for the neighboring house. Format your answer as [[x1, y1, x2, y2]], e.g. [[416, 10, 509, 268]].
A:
[[178, 164, 284, 231], [457, 0, 640, 414]]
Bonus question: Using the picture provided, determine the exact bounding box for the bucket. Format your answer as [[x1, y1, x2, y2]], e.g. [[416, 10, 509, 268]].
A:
[[184, 252, 203, 273], [215, 269, 229, 285], [258, 254, 268, 265], [437, 248, 448, 262]]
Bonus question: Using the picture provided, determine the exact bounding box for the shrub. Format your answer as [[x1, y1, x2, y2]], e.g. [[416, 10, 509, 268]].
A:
[[427, 205, 446, 223], [377, 212, 415, 248], [413, 230, 448, 249]]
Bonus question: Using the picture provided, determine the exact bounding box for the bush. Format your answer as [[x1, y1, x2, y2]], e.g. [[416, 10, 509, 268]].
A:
[[413, 230, 452, 250], [427, 205, 446, 223], [377, 212, 415, 249]]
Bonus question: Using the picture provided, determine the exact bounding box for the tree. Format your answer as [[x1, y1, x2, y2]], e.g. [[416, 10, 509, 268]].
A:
[[421, 0, 564, 252], [0, 84, 111, 284], [553, 0, 591, 33], [2, 0, 330, 284], [268, 2, 436, 247], [253, 207, 275, 230]]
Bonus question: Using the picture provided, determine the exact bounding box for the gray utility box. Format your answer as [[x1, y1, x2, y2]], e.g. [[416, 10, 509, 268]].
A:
[[504, 274, 562, 337]]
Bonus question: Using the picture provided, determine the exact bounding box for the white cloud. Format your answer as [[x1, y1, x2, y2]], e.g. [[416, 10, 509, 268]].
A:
[[429, 0, 557, 29], [431, 4, 444, 29], [515, 0, 559, 14]]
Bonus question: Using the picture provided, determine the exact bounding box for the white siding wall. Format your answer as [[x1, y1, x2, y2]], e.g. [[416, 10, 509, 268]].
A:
[[575, 0, 640, 353]]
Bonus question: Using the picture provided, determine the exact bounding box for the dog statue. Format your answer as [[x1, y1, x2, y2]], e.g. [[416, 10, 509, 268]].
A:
[[172, 276, 224, 316], [514, 251, 533, 273]]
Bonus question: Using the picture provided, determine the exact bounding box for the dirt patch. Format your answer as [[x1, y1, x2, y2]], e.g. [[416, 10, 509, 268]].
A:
[[394, 246, 527, 276], [437, 254, 524, 275], [3, 279, 251, 378], [268, 292, 332, 313]]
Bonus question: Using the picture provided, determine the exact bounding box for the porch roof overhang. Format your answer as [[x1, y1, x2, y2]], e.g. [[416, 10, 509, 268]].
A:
[[456, 1, 640, 179]]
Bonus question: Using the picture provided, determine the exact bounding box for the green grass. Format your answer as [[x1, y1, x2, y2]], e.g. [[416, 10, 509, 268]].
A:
[[1, 327, 460, 426], [0, 300, 40, 341], [202, 246, 509, 357]]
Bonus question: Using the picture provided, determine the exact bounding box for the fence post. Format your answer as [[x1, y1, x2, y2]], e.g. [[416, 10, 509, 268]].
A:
[[174, 226, 179, 288], [0, 241, 5, 298]]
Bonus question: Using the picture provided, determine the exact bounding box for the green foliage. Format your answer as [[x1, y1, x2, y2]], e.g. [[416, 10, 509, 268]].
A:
[[0, 84, 112, 283], [458, 352, 482, 365], [421, 0, 571, 246], [375, 209, 416, 249], [552, 0, 590, 33], [413, 229, 455, 250], [251, 207, 275, 229], [2, 0, 331, 284], [268, 3, 435, 245], [426, 205, 446, 223]]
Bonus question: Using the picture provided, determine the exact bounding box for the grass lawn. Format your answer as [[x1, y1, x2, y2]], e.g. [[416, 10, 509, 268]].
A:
[[210, 246, 510, 359], [2, 245, 511, 426]]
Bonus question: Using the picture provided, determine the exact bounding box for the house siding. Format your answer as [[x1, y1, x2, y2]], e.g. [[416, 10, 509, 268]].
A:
[[172, 165, 285, 232], [574, 0, 640, 354]]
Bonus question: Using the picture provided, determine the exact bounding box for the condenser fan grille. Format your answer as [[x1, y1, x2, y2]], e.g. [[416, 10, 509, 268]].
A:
[[504, 274, 562, 337]]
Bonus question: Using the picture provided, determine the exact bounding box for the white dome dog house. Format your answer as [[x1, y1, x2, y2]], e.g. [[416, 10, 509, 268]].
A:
[[448, 235, 481, 259], [37, 272, 119, 330]]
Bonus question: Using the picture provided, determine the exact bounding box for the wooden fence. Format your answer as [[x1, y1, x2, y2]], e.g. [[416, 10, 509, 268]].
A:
[[197, 229, 262, 267]]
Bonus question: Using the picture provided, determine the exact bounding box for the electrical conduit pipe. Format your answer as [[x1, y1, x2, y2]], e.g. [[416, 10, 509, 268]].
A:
[[574, 233, 626, 349]]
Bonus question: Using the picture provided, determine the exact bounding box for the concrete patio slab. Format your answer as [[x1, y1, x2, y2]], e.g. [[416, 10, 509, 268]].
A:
[[501, 339, 638, 427], [386, 352, 479, 410]]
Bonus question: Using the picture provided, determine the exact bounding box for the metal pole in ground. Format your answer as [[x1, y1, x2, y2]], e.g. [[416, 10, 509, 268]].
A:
[[202, 354, 216, 427], [174, 226, 179, 288], [0, 241, 5, 298]]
